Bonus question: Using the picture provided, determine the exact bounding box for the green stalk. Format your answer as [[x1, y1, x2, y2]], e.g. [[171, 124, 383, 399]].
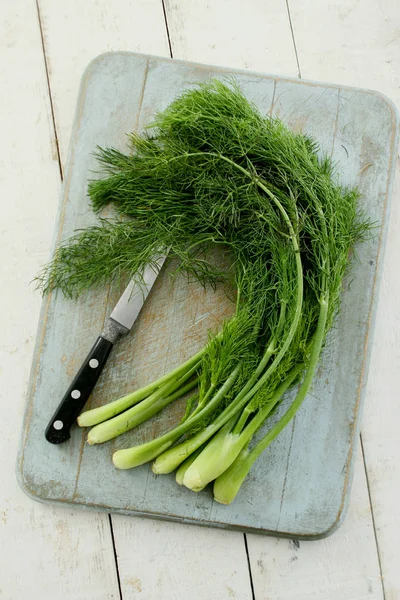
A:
[[182, 365, 302, 490], [249, 295, 329, 462], [92, 152, 304, 467], [231, 295, 287, 438], [87, 372, 199, 445], [78, 348, 203, 427], [175, 153, 304, 372], [213, 294, 329, 505], [175, 447, 206, 487], [153, 421, 225, 474], [112, 364, 241, 469], [185, 383, 216, 421], [152, 298, 295, 475], [167, 153, 303, 373], [232, 405, 253, 436], [213, 447, 253, 505], [152, 336, 296, 474]]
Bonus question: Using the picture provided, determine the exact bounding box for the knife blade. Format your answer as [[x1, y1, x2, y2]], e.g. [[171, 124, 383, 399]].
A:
[[45, 255, 166, 444]]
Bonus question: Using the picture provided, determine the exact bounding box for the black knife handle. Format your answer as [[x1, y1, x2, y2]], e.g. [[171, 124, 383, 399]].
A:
[[45, 336, 113, 444]]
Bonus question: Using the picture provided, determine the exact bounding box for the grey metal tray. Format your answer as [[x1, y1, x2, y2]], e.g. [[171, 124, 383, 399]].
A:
[[17, 52, 399, 539]]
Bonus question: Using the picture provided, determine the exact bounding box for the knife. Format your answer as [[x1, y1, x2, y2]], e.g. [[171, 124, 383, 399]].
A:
[[45, 255, 166, 444]]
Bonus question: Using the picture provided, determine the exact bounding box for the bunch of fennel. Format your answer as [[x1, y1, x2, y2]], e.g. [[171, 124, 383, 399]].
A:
[[38, 80, 370, 504]]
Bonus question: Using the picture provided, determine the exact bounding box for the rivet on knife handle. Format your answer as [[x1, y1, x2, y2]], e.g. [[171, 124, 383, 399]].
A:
[[45, 336, 113, 444]]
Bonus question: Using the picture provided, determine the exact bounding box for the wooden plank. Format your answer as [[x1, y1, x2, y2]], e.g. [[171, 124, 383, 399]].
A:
[[0, 1, 120, 598], [164, 0, 299, 75], [37, 0, 170, 165], [286, 1, 400, 596], [19, 54, 153, 503], [34, 5, 253, 599], [268, 82, 396, 535], [247, 447, 384, 600], [160, 31, 390, 600], [113, 516, 253, 600]]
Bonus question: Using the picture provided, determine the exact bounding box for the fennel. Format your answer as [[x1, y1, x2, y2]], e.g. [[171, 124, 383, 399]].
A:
[[38, 79, 370, 503]]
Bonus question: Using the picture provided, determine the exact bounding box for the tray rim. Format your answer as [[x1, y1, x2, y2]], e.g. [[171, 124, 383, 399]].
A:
[[16, 51, 400, 540]]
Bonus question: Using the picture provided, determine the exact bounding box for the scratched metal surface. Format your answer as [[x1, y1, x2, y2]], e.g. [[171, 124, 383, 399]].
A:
[[17, 52, 399, 538]]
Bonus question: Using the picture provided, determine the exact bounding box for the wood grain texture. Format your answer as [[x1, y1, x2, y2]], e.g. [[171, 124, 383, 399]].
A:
[[19, 54, 153, 500], [287, 1, 400, 595], [164, 0, 299, 75], [0, 1, 120, 598], [112, 516, 253, 600], [18, 53, 398, 540], [247, 447, 384, 600], [37, 0, 170, 165]]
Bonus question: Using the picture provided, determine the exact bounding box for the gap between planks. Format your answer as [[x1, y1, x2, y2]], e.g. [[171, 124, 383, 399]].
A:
[[162, 0, 173, 58], [244, 534, 256, 600], [360, 434, 386, 599], [285, 0, 301, 78], [35, 0, 63, 179], [109, 514, 123, 600]]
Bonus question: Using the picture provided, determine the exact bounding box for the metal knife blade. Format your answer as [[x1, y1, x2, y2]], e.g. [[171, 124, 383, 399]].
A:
[[107, 254, 167, 334], [45, 254, 167, 444]]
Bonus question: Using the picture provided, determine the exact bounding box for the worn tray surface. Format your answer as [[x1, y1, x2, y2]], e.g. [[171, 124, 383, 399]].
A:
[[17, 52, 399, 538]]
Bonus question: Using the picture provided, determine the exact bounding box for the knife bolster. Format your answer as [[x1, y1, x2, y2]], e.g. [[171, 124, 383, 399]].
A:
[[102, 318, 129, 344]]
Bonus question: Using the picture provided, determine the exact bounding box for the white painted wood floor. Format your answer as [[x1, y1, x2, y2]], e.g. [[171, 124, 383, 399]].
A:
[[1, 1, 399, 598]]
